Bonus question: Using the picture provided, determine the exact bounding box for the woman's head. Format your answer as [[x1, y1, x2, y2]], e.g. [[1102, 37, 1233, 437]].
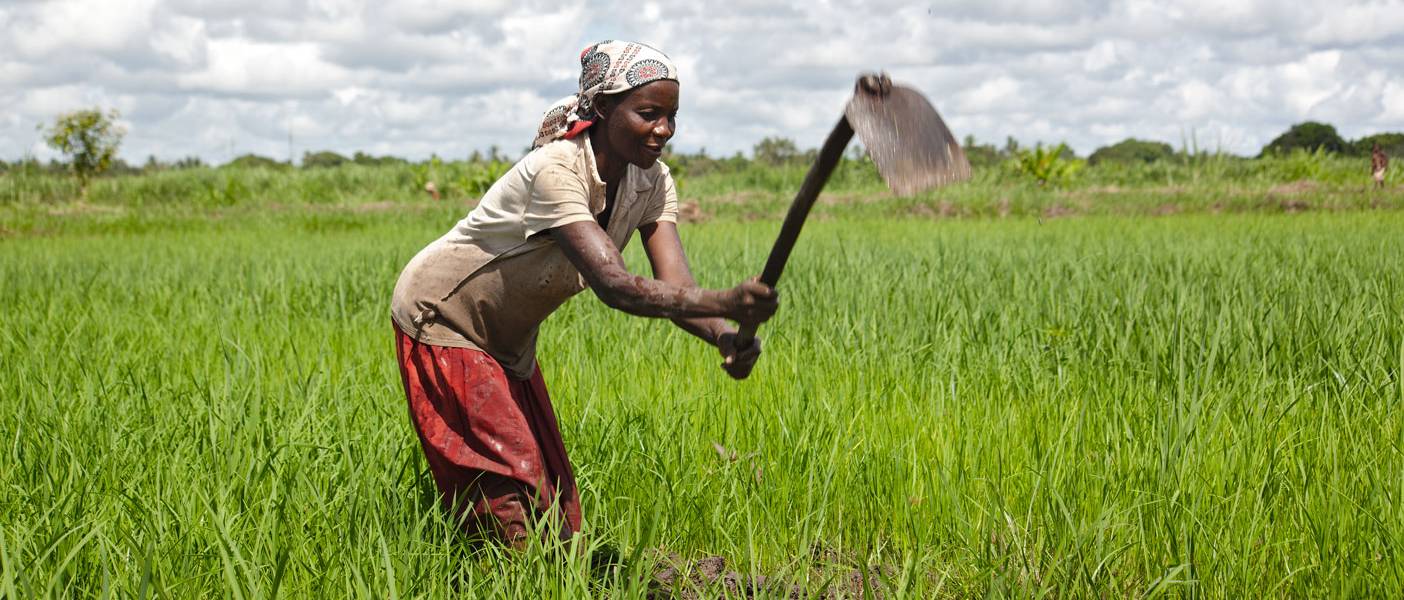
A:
[[592, 79, 678, 169], [532, 40, 679, 152]]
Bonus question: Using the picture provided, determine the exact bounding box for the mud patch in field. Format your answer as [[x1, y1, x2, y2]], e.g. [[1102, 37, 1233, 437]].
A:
[[819, 192, 895, 205], [1267, 180, 1321, 197], [647, 552, 893, 599], [1265, 180, 1321, 212], [1041, 203, 1078, 219], [905, 201, 959, 218], [346, 200, 406, 213], [45, 202, 127, 217], [1152, 203, 1182, 216], [679, 201, 708, 223], [707, 191, 771, 205]]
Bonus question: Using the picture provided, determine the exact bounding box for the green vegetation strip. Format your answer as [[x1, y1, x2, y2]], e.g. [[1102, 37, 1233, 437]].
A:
[[3, 146, 1401, 232], [2, 211, 1402, 597]]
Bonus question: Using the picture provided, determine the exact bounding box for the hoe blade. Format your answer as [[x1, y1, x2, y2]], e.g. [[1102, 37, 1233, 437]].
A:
[[846, 84, 971, 195]]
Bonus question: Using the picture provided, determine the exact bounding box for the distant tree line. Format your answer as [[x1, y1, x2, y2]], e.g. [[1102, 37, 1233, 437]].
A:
[[1258, 122, 1404, 158], [5, 107, 1400, 187]]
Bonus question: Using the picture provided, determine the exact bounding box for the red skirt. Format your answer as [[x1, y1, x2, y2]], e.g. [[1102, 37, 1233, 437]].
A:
[[394, 326, 581, 542]]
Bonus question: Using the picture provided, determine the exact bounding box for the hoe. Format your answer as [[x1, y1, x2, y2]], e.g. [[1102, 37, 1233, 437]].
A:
[[735, 73, 972, 369]]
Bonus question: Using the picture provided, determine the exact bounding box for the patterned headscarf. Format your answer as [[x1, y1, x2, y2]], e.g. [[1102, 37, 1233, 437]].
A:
[[532, 40, 678, 149]]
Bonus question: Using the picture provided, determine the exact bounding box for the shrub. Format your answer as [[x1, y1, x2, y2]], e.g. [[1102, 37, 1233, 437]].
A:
[[1351, 133, 1404, 157], [753, 137, 799, 166], [1261, 122, 1346, 156], [961, 135, 1002, 169], [1089, 138, 1174, 165], [301, 150, 349, 169], [1013, 143, 1082, 187], [225, 154, 288, 170], [40, 107, 125, 189]]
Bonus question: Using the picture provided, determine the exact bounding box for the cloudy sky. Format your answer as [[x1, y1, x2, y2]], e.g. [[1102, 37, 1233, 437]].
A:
[[3, 0, 1403, 164]]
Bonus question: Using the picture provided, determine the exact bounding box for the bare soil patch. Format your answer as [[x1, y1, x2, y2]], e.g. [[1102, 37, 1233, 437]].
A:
[[819, 192, 894, 206], [45, 202, 127, 217], [1153, 203, 1182, 216], [647, 551, 894, 599], [679, 201, 708, 223], [1264, 180, 1322, 212], [346, 200, 404, 213], [905, 201, 959, 218], [1041, 203, 1077, 219], [706, 191, 771, 205], [1267, 180, 1321, 197]]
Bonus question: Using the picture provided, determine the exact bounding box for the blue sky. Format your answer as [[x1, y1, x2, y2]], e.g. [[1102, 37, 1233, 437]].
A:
[[3, 0, 1403, 164]]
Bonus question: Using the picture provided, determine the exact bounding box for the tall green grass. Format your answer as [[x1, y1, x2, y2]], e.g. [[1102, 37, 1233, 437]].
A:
[[2, 209, 1401, 597]]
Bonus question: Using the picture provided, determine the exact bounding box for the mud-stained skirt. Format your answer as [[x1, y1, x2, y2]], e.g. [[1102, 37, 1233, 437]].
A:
[[394, 325, 581, 541]]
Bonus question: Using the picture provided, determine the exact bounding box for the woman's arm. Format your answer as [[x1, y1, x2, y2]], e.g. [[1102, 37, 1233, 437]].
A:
[[636, 221, 732, 343], [638, 220, 768, 379], [549, 220, 777, 325]]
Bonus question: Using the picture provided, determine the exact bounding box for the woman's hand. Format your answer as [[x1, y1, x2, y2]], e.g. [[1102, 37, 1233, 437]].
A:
[[637, 222, 779, 380], [721, 278, 779, 326], [716, 330, 762, 379]]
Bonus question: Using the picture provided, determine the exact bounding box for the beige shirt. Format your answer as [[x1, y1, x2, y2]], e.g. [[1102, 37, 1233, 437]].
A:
[[391, 134, 678, 379]]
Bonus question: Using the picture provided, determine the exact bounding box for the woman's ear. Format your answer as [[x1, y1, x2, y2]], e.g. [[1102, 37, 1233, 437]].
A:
[[593, 94, 613, 122]]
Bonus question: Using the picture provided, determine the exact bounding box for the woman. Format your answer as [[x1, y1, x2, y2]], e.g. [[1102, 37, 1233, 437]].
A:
[[390, 40, 778, 544]]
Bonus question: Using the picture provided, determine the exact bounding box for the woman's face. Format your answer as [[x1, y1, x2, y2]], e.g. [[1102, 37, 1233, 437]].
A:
[[599, 80, 679, 169]]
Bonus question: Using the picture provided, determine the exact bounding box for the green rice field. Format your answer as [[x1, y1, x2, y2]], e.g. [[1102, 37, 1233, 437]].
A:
[[2, 186, 1404, 596]]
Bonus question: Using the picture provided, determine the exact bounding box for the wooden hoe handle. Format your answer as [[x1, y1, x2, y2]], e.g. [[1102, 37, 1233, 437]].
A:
[[733, 115, 855, 351]]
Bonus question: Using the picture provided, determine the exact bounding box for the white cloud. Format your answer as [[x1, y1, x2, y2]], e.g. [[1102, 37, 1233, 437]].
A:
[[10, 0, 158, 58], [149, 16, 209, 67], [957, 76, 1022, 113], [177, 38, 355, 96], [18, 84, 92, 115], [1279, 51, 1345, 117], [2, 0, 1403, 163], [1381, 82, 1404, 123], [1084, 40, 1119, 72], [1171, 80, 1220, 121], [1304, 2, 1404, 46]]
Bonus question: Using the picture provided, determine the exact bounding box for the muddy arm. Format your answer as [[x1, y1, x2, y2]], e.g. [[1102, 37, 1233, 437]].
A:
[[549, 221, 775, 323], [638, 220, 731, 344], [639, 220, 769, 379]]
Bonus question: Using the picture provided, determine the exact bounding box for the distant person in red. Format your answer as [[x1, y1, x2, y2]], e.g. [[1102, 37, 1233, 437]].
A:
[[390, 40, 778, 546], [1373, 143, 1389, 189]]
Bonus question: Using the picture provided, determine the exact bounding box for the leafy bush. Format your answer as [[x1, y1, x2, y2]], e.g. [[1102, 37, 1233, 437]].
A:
[[961, 135, 1002, 169], [1352, 133, 1404, 157], [351, 151, 407, 167], [40, 107, 125, 189], [458, 161, 512, 197], [1089, 138, 1174, 165], [301, 150, 349, 169], [1012, 143, 1082, 187], [203, 175, 251, 206], [225, 154, 288, 170], [753, 137, 800, 166], [1261, 122, 1346, 156]]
